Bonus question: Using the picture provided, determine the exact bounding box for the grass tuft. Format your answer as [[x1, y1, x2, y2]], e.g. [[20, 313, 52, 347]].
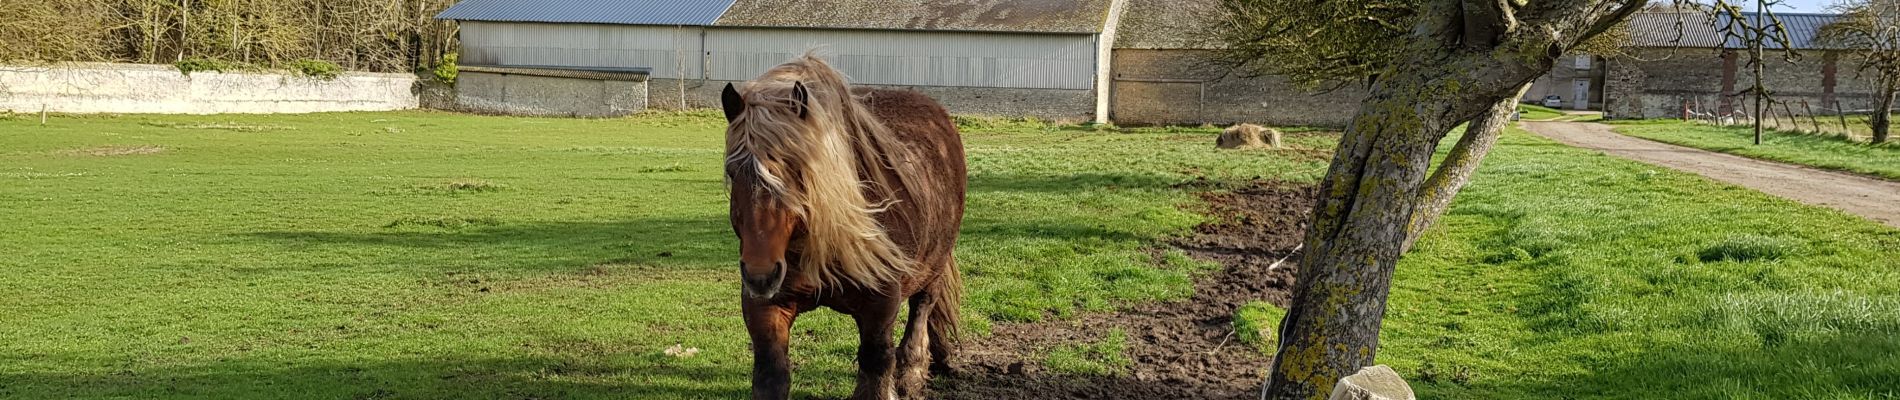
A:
[[1697, 234, 1800, 262], [1233, 301, 1284, 355], [383, 216, 501, 229], [1044, 329, 1131, 376]]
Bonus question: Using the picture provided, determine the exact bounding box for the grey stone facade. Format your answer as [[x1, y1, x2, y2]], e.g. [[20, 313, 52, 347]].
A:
[[1605, 48, 1881, 119], [1109, 49, 1366, 128], [645, 78, 1097, 122], [1524, 54, 1607, 110]]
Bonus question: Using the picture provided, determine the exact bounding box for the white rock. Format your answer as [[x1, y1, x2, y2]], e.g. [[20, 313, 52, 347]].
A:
[[1327, 365, 1416, 400]]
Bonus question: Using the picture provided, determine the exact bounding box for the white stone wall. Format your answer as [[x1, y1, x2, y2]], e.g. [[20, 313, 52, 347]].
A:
[[0, 63, 417, 114]]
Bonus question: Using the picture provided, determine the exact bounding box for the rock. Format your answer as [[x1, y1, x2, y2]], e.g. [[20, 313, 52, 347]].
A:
[[1327, 365, 1416, 400], [1218, 123, 1282, 149]]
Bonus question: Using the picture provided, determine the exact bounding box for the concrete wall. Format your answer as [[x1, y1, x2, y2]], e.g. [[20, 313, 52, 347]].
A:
[[442, 70, 649, 117], [1606, 48, 1881, 119], [0, 63, 416, 114], [644, 78, 1094, 122], [1110, 49, 1365, 127]]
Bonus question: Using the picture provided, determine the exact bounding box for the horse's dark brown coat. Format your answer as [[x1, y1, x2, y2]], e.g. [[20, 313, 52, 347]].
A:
[[728, 85, 966, 400]]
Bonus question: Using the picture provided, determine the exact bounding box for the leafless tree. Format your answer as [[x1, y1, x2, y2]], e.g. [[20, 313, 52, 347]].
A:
[[1821, 0, 1900, 143]]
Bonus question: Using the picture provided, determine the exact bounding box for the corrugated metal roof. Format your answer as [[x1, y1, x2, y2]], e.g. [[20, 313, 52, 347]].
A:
[[714, 0, 1113, 33], [1725, 13, 1839, 49], [1626, 12, 1842, 50], [435, 0, 737, 26]]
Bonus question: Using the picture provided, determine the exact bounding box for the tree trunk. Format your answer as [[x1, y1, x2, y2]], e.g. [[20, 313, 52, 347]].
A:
[[1876, 84, 1894, 144], [1257, 2, 1643, 399], [1401, 84, 1527, 253], [1263, 58, 1538, 400]]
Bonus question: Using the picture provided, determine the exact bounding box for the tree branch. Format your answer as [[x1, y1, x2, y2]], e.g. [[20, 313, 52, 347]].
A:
[[1402, 83, 1529, 253]]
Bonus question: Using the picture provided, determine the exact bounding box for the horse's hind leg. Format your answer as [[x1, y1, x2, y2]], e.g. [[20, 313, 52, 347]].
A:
[[850, 299, 903, 400], [894, 292, 936, 399]]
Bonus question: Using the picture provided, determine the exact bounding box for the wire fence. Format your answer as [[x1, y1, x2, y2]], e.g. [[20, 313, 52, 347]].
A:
[[1680, 96, 1881, 142]]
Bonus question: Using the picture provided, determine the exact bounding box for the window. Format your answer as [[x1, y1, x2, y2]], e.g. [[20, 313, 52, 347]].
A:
[[1574, 55, 1592, 70]]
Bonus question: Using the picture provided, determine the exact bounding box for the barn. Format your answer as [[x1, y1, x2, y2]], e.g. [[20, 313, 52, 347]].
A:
[[431, 0, 1367, 126], [435, 0, 1120, 121]]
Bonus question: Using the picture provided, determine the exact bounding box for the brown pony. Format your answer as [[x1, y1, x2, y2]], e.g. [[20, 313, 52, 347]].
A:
[[721, 54, 966, 400]]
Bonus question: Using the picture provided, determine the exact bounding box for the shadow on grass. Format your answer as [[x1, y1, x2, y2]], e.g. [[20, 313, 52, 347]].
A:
[[968, 172, 1184, 193], [0, 357, 773, 399], [1480, 328, 1900, 398], [241, 171, 1192, 272]]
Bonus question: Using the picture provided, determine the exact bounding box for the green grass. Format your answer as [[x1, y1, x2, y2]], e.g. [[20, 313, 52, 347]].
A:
[[1385, 126, 1900, 399], [1516, 104, 1567, 121], [1233, 301, 1284, 354], [1044, 329, 1132, 377], [0, 110, 1333, 399], [1609, 119, 1900, 180], [4, 111, 1896, 399]]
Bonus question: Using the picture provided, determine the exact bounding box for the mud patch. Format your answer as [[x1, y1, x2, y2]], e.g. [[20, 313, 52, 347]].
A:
[[64, 145, 165, 156], [933, 182, 1316, 399]]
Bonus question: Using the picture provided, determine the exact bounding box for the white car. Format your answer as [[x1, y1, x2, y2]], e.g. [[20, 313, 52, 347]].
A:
[[1541, 95, 1563, 108]]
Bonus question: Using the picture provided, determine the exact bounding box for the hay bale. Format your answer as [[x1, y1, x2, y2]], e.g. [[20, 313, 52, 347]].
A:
[[1218, 123, 1282, 149]]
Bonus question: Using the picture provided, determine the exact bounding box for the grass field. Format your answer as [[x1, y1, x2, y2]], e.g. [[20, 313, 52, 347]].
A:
[[2, 112, 1896, 399], [1516, 104, 1568, 121], [0, 111, 1332, 399], [1610, 119, 1900, 180], [1390, 126, 1900, 398]]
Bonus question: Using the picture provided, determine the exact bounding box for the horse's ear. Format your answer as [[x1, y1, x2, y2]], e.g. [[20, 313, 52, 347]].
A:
[[791, 81, 810, 119], [721, 83, 744, 122]]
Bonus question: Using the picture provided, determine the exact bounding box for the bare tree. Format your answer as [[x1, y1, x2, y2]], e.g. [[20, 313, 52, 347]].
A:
[[1215, 1, 1799, 399], [0, 0, 458, 73], [1822, 0, 1900, 144], [1215, 2, 1646, 398]]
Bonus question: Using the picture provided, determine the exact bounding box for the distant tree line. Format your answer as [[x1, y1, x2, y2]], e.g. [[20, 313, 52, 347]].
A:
[[0, 0, 458, 73]]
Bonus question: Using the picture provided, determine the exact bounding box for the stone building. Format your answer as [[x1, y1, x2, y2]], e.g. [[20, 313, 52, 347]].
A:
[[1107, 0, 1366, 127], [433, 0, 1373, 126], [1604, 12, 1876, 119], [1524, 54, 1606, 110], [437, 0, 1116, 121]]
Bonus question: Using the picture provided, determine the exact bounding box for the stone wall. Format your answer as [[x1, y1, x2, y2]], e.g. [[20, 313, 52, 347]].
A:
[[643, 78, 1097, 122], [1110, 49, 1365, 128], [442, 68, 648, 117], [1523, 54, 1606, 110], [0, 63, 417, 114], [1605, 48, 1882, 119]]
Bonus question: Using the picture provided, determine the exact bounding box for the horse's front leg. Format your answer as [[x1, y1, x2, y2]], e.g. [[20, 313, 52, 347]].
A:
[[849, 298, 904, 400], [744, 300, 798, 400]]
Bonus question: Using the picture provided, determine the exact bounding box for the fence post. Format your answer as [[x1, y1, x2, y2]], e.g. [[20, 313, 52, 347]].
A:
[[1802, 100, 1819, 134], [1836, 100, 1851, 135], [1780, 101, 1799, 132]]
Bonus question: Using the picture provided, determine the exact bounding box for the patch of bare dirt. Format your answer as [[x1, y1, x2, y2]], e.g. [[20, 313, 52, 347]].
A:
[[64, 145, 165, 156], [932, 182, 1315, 400]]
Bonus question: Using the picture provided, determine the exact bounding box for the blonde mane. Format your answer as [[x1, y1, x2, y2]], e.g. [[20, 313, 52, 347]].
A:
[[725, 54, 918, 292]]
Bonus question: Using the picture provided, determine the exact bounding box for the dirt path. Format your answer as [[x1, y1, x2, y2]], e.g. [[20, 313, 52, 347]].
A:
[[1524, 121, 1900, 228], [930, 181, 1313, 400]]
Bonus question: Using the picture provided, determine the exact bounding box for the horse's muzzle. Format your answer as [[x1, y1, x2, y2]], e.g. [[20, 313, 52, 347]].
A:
[[741, 261, 787, 299]]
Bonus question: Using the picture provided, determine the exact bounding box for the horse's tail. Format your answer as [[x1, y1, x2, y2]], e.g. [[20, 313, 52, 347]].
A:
[[928, 260, 963, 367]]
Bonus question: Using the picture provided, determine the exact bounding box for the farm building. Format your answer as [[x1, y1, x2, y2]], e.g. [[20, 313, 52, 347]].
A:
[[434, 0, 1116, 121], [431, 0, 1368, 126], [1588, 12, 1877, 119], [1108, 0, 1365, 127]]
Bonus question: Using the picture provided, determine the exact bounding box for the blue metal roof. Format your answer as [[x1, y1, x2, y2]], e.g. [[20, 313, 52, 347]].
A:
[[1723, 13, 1840, 50], [1628, 12, 1844, 50], [435, 0, 737, 26]]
